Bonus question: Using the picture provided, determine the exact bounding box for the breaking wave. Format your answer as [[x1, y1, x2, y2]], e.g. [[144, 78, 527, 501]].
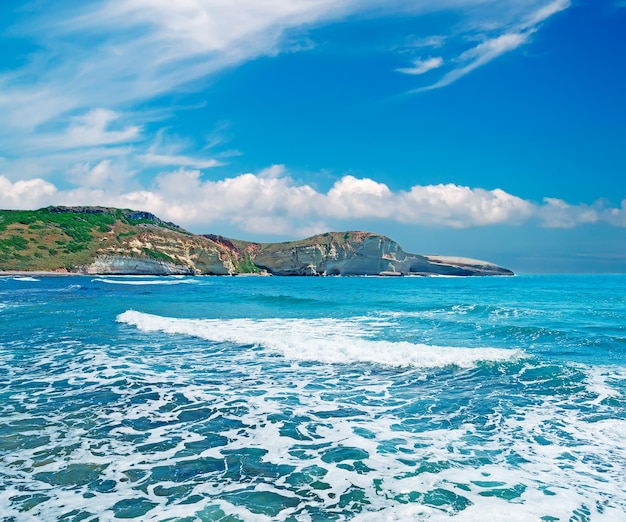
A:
[[117, 310, 523, 369]]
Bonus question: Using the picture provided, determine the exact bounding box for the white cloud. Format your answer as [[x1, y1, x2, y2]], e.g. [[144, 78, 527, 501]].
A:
[[135, 128, 225, 169], [397, 57, 444, 75], [417, 31, 530, 91], [537, 197, 626, 229], [66, 109, 141, 147], [411, 0, 570, 91], [406, 35, 446, 49], [28, 109, 141, 152], [524, 0, 571, 26], [325, 176, 394, 219], [399, 184, 534, 227], [139, 153, 222, 169], [0, 175, 57, 209], [605, 200, 626, 227], [66, 160, 136, 191], [1, 168, 624, 236]]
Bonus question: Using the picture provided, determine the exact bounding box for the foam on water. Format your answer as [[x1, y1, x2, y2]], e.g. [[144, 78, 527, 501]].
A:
[[117, 310, 523, 369], [2, 340, 624, 521], [11, 276, 40, 282]]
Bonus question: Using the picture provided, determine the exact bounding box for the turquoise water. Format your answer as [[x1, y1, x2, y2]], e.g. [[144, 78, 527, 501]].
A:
[[1, 274, 625, 521]]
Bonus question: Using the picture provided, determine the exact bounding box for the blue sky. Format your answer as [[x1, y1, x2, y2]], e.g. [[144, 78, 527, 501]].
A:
[[0, 0, 625, 273]]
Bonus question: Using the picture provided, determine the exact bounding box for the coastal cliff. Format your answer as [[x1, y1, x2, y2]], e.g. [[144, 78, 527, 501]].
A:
[[0, 206, 513, 276], [250, 232, 512, 276]]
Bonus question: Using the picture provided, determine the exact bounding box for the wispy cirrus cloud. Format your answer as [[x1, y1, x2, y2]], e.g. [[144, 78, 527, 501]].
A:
[[401, 0, 570, 91], [1, 0, 571, 134], [417, 31, 530, 91], [26, 109, 142, 152], [396, 57, 444, 76], [0, 167, 623, 236], [139, 153, 222, 169]]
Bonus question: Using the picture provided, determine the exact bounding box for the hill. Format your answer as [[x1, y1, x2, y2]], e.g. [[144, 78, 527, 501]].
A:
[[0, 207, 513, 276]]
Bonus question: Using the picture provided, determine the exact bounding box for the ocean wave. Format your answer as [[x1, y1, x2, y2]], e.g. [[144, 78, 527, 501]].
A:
[[11, 276, 41, 282], [117, 310, 523, 369], [380, 304, 542, 320]]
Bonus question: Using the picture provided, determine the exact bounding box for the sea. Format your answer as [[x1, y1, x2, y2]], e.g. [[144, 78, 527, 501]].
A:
[[1, 274, 625, 521]]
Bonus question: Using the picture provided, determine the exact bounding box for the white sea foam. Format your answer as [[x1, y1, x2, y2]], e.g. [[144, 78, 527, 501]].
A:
[[12, 276, 40, 282], [117, 310, 523, 369], [2, 339, 625, 521], [582, 365, 625, 405], [93, 277, 193, 286]]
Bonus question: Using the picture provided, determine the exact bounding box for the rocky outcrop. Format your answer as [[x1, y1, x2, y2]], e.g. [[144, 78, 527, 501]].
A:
[[84, 256, 194, 275], [420, 255, 514, 276], [253, 232, 513, 277], [100, 230, 234, 275]]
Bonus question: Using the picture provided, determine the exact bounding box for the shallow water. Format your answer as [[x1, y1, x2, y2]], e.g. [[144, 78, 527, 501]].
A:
[[1, 274, 625, 520]]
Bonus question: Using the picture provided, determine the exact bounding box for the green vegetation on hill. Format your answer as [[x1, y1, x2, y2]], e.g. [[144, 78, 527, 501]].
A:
[[231, 252, 264, 274], [0, 207, 187, 271]]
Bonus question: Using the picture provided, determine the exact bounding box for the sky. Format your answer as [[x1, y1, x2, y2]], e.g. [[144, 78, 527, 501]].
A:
[[0, 0, 625, 273]]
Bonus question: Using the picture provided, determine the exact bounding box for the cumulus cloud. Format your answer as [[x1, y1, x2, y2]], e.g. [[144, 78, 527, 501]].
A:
[[1, 168, 624, 236], [400, 185, 534, 227], [0, 176, 57, 209], [537, 197, 626, 229], [538, 197, 598, 228], [326, 176, 394, 219]]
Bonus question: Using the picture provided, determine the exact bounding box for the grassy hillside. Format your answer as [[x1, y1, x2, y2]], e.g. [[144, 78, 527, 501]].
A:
[[0, 207, 189, 271]]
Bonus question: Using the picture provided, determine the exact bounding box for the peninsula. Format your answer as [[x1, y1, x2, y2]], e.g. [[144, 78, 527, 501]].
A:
[[0, 206, 513, 276]]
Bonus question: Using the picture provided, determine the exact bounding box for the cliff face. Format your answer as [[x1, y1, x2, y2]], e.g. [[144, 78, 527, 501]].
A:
[[85, 256, 195, 276], [0, 207, 514, 276], [253, 232, 513, 277]]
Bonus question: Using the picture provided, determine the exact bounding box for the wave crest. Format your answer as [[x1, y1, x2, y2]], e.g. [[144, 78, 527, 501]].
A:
[[117, 310, 523, 369]]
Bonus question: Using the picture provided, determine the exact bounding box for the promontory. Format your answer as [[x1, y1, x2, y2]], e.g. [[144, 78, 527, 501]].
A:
[[0, 206, 514, 277]]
